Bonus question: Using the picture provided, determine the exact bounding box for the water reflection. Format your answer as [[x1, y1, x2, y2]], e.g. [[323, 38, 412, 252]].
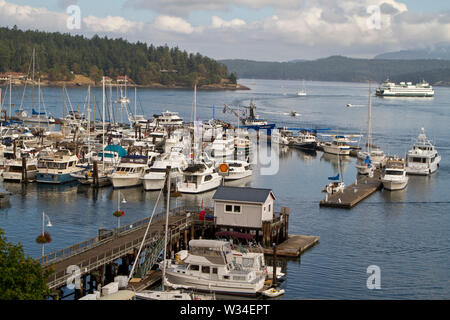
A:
[[319, 152, 352, 172]]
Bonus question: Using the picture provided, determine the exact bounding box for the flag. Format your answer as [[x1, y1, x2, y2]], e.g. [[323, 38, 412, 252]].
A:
[[328, 173, 340, 181]]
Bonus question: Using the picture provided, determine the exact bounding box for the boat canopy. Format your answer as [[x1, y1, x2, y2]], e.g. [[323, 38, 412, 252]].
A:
[[32, 109, 46, 115], [189, 239, 229, 249], [104, 144, 127, 157]]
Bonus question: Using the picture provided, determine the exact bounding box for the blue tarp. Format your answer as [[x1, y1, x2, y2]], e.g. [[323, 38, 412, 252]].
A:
[[104, 145, 128, 157], [365, 155, 372, 165], [328, 173, 340, 181], [32, 109, 46, 115]]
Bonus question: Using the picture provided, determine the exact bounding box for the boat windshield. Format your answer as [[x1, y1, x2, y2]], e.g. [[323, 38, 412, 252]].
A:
[[385, 170, 403, 175]]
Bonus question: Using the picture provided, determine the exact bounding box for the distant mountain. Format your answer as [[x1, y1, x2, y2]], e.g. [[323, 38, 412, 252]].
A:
[[374, 44, 450, 60], [219, 56, 450, 85]]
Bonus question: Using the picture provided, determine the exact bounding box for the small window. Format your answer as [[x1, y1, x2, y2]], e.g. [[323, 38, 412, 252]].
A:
[[202, 266, 210, 274], [190, 265, 199, 271], [225, 205, 233, 212], [268, 204, 271, 212], [233, 205, 241, 213], [223, 275, 230, 280], [212, 268, 218, 274]]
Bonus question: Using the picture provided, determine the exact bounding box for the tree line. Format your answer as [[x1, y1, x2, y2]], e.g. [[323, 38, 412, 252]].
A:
[[0, 26, 237, 86], [220, 56, 450, 84]]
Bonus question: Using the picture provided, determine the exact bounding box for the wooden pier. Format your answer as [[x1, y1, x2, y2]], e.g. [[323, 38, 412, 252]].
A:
[[319, 169, 382, 209], [256, 234, 320, 257]]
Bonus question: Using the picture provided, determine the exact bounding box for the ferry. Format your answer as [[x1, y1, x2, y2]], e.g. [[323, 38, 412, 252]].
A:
[[375, 79, 434, 97], [36, 150, 82, 184]]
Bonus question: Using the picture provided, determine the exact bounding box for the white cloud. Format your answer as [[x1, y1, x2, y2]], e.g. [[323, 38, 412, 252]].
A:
[[152, 15, 194, 34], [83, 15, 142, 34], [211, 16, 246, 28]]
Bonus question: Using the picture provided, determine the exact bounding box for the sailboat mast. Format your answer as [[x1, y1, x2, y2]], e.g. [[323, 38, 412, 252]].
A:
[[102, 77, 106, 168], [38, 77, 41, 127], [87, 86, 91, 155], [367, 83, 372, 153], [162, 166, 171, 291], [9, 75, 12, 119], [102, 77, 105, 169], [62, 83, 65, 134], [32, 48, 35, 112]]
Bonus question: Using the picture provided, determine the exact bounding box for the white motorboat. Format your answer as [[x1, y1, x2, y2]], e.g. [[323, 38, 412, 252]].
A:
[[141, 150, 188, 191], [221, 159, 252, 181], [296, 80, 307, 96], [109, 155, 150, 188], [164, 240, 266, 296], [322, 136, 352, 156], [154, 110, 183, 126], [382, 157, 408, 191], [177, 160, 222, 194], [406, 128, 441, 175], [262, 287, 285, 298], [2, 157, 38, 182]]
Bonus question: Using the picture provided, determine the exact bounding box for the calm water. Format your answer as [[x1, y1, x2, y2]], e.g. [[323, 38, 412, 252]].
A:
[[1, 79, 449, 299]]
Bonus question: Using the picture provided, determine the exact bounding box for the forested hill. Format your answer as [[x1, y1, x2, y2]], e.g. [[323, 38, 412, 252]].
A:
[[0, 26, 238, 88], [220, 56, 450, 85]]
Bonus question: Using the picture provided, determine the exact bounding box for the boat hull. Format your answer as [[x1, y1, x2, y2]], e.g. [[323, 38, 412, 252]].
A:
[[36, 172, 80, 184], [2, 171, 37, 182], [381, 178, 408, 191], [109, 175, 142, 188], [177, 177, 222, 194]]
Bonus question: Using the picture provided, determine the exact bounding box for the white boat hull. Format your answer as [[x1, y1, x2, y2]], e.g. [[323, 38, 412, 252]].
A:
[[109, 175, 142, 188], [2, 170, 37, 182], [177, 176, 222, 194], [224, 170, 252, 181], [323, 145, 351, 156], [381, 178, 408, 191]]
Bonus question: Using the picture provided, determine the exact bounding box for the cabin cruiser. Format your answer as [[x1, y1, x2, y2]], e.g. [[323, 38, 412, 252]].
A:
[[2, 157, 38, 182], [153, 111, 183, 127], [322, 136, 352, 156], [109, 155, 154, 188], [221, 159, 252, 181], [406, 128, 441, 175], [164, 240, 266, 296], [177, 158, 222, 194], [381, 157, 408, 191], [141, 149, 188, 191], [36, 149, 82, 184], [291, 132, 317, 151]]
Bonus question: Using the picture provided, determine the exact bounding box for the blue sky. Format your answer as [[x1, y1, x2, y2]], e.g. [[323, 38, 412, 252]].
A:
[[2, 0, 450, 61]]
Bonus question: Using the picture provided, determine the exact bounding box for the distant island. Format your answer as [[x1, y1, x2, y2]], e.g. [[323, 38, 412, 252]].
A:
[[220, 56, 450, 86], [0, 26, 247, 90]]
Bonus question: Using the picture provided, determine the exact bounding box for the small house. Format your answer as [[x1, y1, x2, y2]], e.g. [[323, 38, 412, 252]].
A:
[[212, 186, 276, 229]]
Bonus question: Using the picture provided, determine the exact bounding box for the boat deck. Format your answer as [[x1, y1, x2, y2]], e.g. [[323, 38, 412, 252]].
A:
[[319, 169, 382, 209]]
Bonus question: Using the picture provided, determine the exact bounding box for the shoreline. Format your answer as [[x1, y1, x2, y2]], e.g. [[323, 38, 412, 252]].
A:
[[0, 80, 251, 91]]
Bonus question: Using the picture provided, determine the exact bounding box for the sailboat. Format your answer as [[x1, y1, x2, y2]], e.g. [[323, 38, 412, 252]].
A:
[[323, 152, 345, 194], [356, 83, 386, 175], [296, 80, 307, 96]]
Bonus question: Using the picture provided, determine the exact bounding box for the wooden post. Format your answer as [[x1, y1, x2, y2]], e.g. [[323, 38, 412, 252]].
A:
[[21, 157, 27, 183], [93, 160, 99, 188], [100, 265, 105, 287], [184, 229, 188, 250], [272, 243, 277, 287], [13, 140, 16, 159]]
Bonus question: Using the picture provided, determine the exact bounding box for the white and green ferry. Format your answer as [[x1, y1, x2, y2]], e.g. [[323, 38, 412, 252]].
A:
[[375, 79, 434, 97]]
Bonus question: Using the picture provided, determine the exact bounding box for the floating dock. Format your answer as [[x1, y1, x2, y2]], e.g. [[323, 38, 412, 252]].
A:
[[259, 234, 320, 257], [319, 170, 382, 209]]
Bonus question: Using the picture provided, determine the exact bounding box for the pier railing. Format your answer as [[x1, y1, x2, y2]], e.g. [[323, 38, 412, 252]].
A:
[[38, 206, 210, 266]]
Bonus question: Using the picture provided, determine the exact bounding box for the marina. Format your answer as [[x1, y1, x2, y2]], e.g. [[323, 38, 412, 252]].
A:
[[1, 79, 449, 300]]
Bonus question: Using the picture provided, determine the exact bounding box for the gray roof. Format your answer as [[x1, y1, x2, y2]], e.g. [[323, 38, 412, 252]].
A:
[[212, 186, 275, 203]]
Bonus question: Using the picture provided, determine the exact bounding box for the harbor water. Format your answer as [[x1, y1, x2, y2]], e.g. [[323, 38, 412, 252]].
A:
[[1, 79, 449, 299]]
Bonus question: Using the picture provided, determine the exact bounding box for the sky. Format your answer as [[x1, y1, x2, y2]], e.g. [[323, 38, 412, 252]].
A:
[[1, 0, 450, 61]]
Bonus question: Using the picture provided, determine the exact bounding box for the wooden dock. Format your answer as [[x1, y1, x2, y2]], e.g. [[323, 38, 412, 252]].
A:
[[128, 270, 162, 292], [250, 234, 320, 257], [319, 170, 382, 209]]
